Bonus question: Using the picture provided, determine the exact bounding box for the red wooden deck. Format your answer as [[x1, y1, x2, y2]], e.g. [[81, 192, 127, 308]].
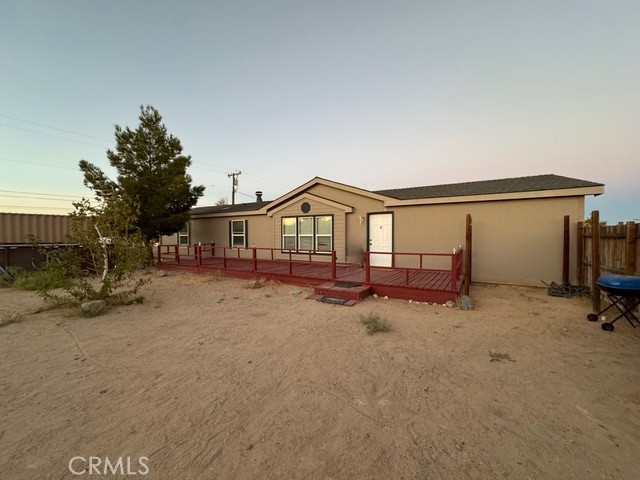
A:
[[156, 245, 463, 303]]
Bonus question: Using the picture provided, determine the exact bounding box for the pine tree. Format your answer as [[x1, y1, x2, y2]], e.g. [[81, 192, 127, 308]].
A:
[[80, 105, 204, 244]]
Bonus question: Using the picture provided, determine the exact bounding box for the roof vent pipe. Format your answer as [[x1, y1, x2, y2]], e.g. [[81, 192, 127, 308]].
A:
[[255, 191, 263, 203]]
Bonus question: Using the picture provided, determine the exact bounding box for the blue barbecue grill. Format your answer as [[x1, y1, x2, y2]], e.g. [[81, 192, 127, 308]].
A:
[[587, 275, 640, 331]]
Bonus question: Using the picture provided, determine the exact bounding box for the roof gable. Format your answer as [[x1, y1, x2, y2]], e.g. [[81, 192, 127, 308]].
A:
[[266, 193, 354, 217], [264, 177, 388, 213]]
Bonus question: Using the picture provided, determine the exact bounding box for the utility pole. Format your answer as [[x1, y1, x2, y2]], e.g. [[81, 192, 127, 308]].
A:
[[228, 170, 241, 205]]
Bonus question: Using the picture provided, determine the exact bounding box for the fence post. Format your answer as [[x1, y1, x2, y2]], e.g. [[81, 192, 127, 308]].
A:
[[464, 214, 472, 296], [592, 210, 601, 312], [625, 221, 637, 311], [625, 221, 637, 275], [223, 247, 227, 269], [577, 221, 584, 284], [156, 244, 161, 266], [288, 251, 292, 275], [197, 245, 202, 267], [174, 245, 180, 264], [211, 242, 215, 257], [563, 215, 570, 284]]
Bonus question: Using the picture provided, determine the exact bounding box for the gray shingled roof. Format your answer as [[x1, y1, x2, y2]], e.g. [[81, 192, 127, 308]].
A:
[[190, 201, 269, 215], [190, 174, 602, 215], [374, 174, 603, 200]]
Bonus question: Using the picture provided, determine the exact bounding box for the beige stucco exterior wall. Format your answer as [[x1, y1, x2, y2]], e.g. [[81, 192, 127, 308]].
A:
[[389, 196, 584, 285], [177, 185, 586, 286], [270, 196, 346, 262], [188, 215, 273, 249], [305, 184, 385, 263]]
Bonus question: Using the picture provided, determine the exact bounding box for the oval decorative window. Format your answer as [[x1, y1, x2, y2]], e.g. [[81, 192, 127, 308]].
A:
[[301, 202, 311, 213]]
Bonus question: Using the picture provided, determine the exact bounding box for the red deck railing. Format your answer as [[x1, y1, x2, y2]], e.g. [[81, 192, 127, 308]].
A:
[[157, 243, 338, 280], [157, 243, 463, 294], [364, 248, 463, 291]]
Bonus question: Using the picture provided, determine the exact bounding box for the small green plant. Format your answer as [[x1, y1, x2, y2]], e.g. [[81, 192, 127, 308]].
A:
[[246, 279, 263, 289], [11, 267, 70, 291], [0, 311, 25, 327], [0, 266, 18, 288], [360, 312, 390, 335], [207, 270, 223, 282]]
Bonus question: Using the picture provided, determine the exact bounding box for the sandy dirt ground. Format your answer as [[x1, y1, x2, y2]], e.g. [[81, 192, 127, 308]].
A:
[[1, 271, 640, 480]]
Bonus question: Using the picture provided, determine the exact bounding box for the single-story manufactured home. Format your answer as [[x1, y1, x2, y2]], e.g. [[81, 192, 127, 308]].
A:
[[160, 174, 603, 289]]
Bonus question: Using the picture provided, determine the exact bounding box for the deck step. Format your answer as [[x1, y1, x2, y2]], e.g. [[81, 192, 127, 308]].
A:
[[305, 294, 359, 307], [312, 282, 371, 303]]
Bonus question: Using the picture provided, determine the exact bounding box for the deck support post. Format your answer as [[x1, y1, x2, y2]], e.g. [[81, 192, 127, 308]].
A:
[[223, 248, 227, 269], [331, 251, 337, 281], [288, 251, 292, 275], [211, 242, 215, 257], [174, 245, 180, 264], [451, 253, 456, 292], [197, 245, 203, 267], [365, 252, 371, 283], [156, 244, 161, 266], [252, 248, 257, 272]]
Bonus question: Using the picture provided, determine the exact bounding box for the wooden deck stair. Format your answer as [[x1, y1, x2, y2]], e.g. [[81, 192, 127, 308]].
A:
[[307, 281, 371, 306]]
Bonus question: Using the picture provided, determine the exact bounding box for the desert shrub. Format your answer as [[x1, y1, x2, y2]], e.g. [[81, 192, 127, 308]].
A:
[[207, 270, 223, 282], [35, 198, 149, 307], [360, 312, 390, 335], [0, 266, 19, 288], [10, 266, 70, 291]]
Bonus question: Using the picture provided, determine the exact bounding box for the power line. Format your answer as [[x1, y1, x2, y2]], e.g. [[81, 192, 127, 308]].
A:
[[0, 204, 73, 210], [0, 122, 109, 149], [0, 189, 84, 199], [236, 191, 255, 199], [0, 155, 79, 171], [192, 161, 290, 192], [0, 194, 78, 202], [0, 113, 113, 142], [190, 163, 228, 175], [242, 171, 290, 189]]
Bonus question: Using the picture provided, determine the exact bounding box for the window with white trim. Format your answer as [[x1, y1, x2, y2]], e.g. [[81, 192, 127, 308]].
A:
[[230, 220, 247, 248], [178, 223, 189, 245], [282, 217, 297, 250], [315, 216, 332, 251], [298, 216, 313, 251], [281, 215, 333, 252]]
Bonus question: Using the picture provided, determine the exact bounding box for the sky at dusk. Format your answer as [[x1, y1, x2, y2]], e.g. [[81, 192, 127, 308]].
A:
[[1, 0, 638, 222]]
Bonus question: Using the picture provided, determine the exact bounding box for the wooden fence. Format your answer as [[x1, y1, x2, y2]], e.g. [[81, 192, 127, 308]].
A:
[[578, 211, 639, 311]]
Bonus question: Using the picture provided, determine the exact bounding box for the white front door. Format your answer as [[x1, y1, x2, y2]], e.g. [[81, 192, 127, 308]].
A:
[[368, 213, 393, 267]]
